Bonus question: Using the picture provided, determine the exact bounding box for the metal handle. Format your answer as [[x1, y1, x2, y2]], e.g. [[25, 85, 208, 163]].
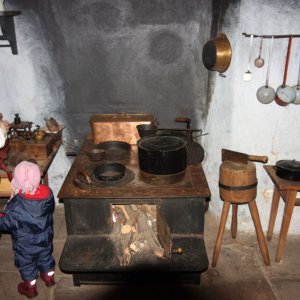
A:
[[247, 34, 254, 72], [175, 117, 191, 129], [265, 36, 274, 86], [282, 35, 293, 85], [172, 247, 184, 254]]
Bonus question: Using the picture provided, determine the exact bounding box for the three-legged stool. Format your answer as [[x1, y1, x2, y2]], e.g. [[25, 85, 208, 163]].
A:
[[212, 161, 270, 267]]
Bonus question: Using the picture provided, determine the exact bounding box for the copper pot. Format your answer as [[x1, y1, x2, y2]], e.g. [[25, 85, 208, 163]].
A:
[[33, 129, 47, 142], [202, 33, 232, 75]]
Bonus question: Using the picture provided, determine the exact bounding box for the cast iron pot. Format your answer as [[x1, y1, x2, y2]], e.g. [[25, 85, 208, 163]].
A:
[[138, 135, 187, 175], [136, 124, 158, 137], [276, 159, 300, 181]]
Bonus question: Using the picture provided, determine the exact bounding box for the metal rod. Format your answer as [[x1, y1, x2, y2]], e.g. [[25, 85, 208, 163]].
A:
[[157, 128, 203, 132], [242, 33, 300, 39], [247, 34, 254, 72]]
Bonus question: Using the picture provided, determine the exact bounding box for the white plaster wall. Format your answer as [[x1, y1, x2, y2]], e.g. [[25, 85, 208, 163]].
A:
[[1, 1, 300, 229], [0, 5, 71, 203], [203, 0, 300, 234]]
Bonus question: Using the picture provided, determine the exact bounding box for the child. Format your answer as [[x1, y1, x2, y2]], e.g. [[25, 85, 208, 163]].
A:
[[0, 161, 56, 298]]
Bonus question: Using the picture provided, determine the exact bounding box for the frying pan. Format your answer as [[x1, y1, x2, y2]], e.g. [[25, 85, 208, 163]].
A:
[[275, 35, 296, 106], [97, 141, 131, 161], [86, 148, 105, 161], [94, 162, 126, 182]]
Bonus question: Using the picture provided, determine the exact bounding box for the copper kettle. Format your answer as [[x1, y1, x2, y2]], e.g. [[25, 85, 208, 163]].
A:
[[202, 33, 232, 75]]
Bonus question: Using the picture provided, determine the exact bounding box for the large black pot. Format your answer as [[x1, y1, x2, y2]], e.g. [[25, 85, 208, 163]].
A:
[[276, 159, 300, 181], [138, 135, 187, 175]]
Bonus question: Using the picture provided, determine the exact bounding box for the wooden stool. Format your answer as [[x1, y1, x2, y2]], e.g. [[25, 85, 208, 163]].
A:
[[264, 165, 300, 262], [212, 161, 270, 267]]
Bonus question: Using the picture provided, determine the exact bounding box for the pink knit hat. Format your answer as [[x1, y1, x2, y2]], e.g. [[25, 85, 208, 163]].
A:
[[11, 161, 41, 193]]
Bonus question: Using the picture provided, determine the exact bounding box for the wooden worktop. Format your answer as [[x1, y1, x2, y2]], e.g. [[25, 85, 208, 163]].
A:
[[264, 165, 300, 191]]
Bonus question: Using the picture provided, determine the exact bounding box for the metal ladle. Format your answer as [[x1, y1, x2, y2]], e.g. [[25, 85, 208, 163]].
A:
[[244, 34, 254, 81], [292, 52, 300, 104], [254, 36, 265, 68], [256, 36, 275, 104]]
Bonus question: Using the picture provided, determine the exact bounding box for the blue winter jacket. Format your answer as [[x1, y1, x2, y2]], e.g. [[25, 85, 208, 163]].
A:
[[0, 184, 54, 235], [0, 184, 55, 279]]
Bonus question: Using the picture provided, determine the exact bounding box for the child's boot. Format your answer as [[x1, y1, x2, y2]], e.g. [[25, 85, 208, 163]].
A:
[[18, 280, 38, 298], [40, 270, 55, 287]]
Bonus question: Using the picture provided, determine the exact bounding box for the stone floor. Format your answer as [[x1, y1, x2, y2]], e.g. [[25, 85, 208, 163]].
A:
[[1, 205, 300, 299]]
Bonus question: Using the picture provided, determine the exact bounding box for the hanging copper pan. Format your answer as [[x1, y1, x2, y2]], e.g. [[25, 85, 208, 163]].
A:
[[202, 33, 232, 75]]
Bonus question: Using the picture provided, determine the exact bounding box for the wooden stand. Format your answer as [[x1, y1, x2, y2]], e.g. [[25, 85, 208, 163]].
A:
[[264, 165, 300, 262], [212, 161, 270, 267]]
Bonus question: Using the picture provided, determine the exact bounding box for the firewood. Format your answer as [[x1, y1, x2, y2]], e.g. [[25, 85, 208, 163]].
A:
[[121, 211, 139, 234], [139, 204, 156, 217], [116, 204, 129, 221], [123, 247, 131, 266], [121, 224, 132, 235], [137, 213, 165, 258]]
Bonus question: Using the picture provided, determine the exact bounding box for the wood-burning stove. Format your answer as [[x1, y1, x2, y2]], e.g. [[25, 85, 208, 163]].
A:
[[58, 115, 211, 285]]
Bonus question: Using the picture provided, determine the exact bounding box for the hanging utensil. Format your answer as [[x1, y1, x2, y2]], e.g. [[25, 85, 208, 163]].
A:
[[275, 35, 296, 106], [202, 33, 232, 76], [244, 34, 254, 81], [254, 36, 265, 68], [256, 36, 276, 104], [292, 51, 300, 104]]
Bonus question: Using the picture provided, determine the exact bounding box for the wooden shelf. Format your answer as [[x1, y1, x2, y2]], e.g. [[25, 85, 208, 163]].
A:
[[0, 11, 21, 54]]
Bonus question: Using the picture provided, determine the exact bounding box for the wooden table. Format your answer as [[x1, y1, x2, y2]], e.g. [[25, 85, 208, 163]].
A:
[[264, 165, 300, 262], [0, 142, 61, 198]]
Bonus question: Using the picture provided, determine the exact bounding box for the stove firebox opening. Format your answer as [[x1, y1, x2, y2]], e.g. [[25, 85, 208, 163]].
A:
[[111, 203, 171, 267]]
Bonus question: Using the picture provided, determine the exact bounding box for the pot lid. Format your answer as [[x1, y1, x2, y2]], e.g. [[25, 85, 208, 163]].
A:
[[276, 159, 300, 171], [138, 135, 187, 152]]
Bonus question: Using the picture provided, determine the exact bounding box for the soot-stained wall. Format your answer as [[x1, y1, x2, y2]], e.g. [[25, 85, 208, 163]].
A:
[[8, 0, 217, 140]]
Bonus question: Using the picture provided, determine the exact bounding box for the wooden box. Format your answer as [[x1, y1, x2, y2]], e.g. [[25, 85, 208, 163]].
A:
[[8, 138, 26, 152], [0, 171, 11, 197], [25, 135, 54, 160], [89, 113, 154, 145]]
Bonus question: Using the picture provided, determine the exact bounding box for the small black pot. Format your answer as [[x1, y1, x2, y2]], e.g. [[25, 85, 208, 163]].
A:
[[136, 124, 158, 137], [276, 159, 300, 181]]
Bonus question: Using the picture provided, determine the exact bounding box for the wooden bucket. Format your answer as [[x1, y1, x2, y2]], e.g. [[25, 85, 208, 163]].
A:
[[219, 161, 257, 204]]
